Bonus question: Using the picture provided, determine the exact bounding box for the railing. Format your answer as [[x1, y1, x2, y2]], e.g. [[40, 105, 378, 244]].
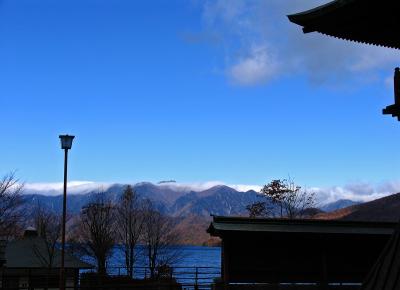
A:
[[0, 266, 220, 290], [82, 266, 221, 289], [1, 267, 362, 290]]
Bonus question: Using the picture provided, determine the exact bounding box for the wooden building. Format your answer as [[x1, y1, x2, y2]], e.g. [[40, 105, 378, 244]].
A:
[[208, 216, 396, 287], [288, 3, 400, 288], [287, 0, 400, 50], [1, 228, 92, 290], [285, 1, 400, 289], [288, 0, 400, 120]]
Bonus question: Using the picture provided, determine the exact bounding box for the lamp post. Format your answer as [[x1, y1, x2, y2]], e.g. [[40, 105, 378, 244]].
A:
[[59, 134, 74, 290]]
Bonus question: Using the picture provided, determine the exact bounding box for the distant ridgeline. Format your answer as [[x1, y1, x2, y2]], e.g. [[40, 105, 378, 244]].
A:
[[22, 183, 262, 217], [20, 182, 382, 245], [22, 182, 359, 217]]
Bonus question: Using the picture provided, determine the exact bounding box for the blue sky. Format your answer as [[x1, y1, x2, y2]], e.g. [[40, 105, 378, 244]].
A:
[[2, 0, 400, 197]]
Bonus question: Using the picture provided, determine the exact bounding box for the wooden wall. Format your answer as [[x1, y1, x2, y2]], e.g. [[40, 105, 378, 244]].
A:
[[221, 231, 390, 284]]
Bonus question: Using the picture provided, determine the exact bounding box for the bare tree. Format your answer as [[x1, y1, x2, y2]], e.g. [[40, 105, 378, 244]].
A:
[[141, 199, 181, 279], [248, 179, 316, 219], [260, 179, 288, 217], [279, 179, 316, 219], [117, 185, 144, 278], [33, 202, 62, 268], [0, 172, 24, 238], [78, 194, 116, 276], [246, 201, 268, 218], [32, 203, 62, 290]]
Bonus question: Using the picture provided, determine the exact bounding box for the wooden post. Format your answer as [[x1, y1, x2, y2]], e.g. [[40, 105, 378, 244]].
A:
[[320, 236, 328, 290], [195, 267, 199, 290]]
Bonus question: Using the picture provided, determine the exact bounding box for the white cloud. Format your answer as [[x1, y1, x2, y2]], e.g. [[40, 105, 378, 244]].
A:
[[23, 181, 112, 196], [229, 184, 262, 192], [228, 45, 279, 85], [157, 181, 225, 192], [203, 0, 246, 26], [157, 181, 261, 192], [197, 0, 400, 86], [21, 180, 261, 196], [350, 47, 400, 72], [21, 180, 400, 205], [160, 179, 400, 205], [312, 180, 400, 205]]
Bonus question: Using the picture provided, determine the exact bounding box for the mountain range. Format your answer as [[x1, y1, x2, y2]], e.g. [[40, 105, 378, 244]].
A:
[[20, 182, 367, 245], [319, 199, 361, 212], [317, 192, 400, 222], [22, 182, 355, 218]]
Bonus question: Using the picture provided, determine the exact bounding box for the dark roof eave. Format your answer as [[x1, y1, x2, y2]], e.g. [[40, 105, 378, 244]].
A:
[[316, 31, 400, 50], [287, 0, 355, 26], [211, 215, 398, 225], [287, 0, 400, 50], [208, 216, 397, 237]]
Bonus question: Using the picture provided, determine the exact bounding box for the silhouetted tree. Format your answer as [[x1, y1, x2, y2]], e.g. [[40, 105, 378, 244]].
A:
[[248, 179, 316, 219], [117, 185, 144, 278], [0, 172, 24, 238], [78, 194, 116, 276], [246, 201, 268, 218], [32, 203, 62, 290], [281, 180, 316, 219], [260, 179, 288, 217], [33, 203, 62, 268], [141, 199, 181, 279]]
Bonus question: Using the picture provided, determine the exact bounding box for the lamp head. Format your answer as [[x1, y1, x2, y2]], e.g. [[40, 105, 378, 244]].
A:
[[59, 135, 75, 150]]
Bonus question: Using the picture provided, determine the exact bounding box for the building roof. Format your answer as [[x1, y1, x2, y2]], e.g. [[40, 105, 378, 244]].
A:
[[4, 231, 92, 269], [288, 0, 400, 49], [207, 216, 397, 237]]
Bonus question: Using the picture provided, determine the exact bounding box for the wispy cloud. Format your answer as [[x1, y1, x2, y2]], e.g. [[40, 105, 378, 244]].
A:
[[312, 180, 400, 205], [23, 181, 112, 196], [21, 180, 262, 196], [227, 44, 279, 85], [171, 180, 400, 205], [196, 0, 400, 86], [157, 181, 261, 193], [20, 179, 400, 205], [229, 184, 262, 192], [157, 181, 225, 192]]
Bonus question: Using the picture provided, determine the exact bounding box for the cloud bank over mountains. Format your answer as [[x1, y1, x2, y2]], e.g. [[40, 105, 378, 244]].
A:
[[312, 181, 400, 204], [22, 181, 261, 197], [22, 180, 400, 205], [198, 0, 400, 86], [23, 181, 112, 196]]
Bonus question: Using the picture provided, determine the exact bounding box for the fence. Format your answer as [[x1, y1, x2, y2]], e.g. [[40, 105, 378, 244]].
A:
[[84, 266, 221, 290], [0, 267, 363, 290]]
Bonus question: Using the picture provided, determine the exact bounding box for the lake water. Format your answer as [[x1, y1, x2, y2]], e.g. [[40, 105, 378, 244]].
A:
[[108, 245, 221, 268], [83, 245, 221, 287]]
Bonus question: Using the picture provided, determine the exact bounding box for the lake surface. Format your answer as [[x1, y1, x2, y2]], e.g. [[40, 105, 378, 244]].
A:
[[83, 245, 221, 287], [108, 245, 221, 268]]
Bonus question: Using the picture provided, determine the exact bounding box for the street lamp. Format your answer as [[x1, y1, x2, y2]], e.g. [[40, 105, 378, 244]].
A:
[[58, 134, 74, 290]]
